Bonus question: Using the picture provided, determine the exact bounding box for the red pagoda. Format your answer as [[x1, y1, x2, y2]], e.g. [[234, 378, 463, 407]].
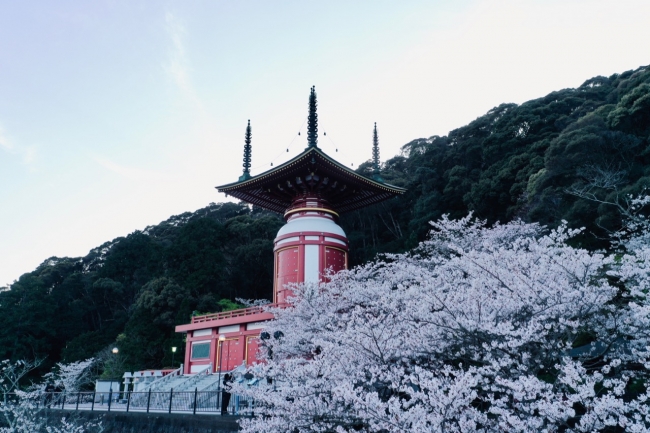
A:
[[175, 87, 405, 374]]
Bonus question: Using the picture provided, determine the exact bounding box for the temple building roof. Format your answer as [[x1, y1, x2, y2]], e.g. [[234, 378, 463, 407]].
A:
[[216, 146, 406, 215]]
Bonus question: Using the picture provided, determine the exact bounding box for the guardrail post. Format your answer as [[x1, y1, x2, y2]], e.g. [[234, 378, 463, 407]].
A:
[[168, 388, 173, 414], [146, 389, 152, 413], [193, 388, 198, 415], [91, 391, 96, 411], [126, 391, 131, 412], [76, 392, 81, 411]]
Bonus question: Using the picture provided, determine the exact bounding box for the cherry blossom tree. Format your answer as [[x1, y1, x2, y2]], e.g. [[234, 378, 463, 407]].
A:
[[0, 359, 44, 395], [237, 214, 650, 433], [41, 358, 95, 393], [0, 395, 100, 433], [0, 359, 101, 433]]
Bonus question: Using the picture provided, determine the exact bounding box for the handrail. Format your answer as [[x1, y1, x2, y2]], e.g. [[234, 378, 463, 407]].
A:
[[175, 364, 213, 391], [143, 367, 182, 392], [191, 304, 276, 324], [199, 377, 222, 392], [194, 379, 222, 408]]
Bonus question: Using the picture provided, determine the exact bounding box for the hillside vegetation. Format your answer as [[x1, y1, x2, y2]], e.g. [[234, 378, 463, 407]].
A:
[[0, 204, 283, 373], [1, 65, 649, 374], [345, 64, 650, 264]]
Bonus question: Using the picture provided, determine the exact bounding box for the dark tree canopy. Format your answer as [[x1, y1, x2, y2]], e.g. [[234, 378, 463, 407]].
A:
[[341, 65, 650, 263], [0, 203, 282, 373]]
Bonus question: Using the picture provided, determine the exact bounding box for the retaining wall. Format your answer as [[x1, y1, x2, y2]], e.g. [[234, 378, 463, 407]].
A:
[[40, 409, 241, 433]]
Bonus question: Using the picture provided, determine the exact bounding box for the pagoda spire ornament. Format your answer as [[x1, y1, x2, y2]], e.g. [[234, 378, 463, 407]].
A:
[[307, 86, 318, 148], [239, 119, 252, 181], [372, 122, 383, 182]]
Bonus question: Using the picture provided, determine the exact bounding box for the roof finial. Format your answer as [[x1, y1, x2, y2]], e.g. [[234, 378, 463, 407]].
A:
[[307, 86, 318, 148], [239, 120, 252, 181], [372, 122, 383, 182]]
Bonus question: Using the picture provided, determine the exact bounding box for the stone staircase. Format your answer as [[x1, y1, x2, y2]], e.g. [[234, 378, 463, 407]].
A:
[[174, 372, 222, 392], [142, 372, 226, 393], [154, 375, 189, 391], [127, 370, 224, 409], [134, 363, 256, 394]]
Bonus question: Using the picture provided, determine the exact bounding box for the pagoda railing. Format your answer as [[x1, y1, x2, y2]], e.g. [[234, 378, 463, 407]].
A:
[[191, 305, 276, 324]]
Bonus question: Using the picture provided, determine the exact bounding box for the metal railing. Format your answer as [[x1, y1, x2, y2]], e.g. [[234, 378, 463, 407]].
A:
[[4, 390, 256, 416]]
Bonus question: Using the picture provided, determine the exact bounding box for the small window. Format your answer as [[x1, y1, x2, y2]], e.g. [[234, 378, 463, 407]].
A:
[[191, 342, 210, 359]]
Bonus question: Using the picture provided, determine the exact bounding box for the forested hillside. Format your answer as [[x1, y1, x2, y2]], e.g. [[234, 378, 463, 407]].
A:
[[0, 204, 283, 373], [344, 64, 650, 264], [1, 64, 648, 375]]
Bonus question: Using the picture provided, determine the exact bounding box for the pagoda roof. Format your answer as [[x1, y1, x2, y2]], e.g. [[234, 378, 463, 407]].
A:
[[217, 147, 406, 214]]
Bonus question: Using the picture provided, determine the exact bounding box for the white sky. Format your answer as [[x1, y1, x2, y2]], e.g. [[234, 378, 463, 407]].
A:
[[1, 0, 649, 287]]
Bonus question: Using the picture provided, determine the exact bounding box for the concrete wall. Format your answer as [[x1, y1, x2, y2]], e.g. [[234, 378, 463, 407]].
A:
[[40, 410, 240, 433]]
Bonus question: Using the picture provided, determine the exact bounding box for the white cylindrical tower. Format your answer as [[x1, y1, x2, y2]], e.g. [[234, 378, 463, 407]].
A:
[[273, 196, 348, 304]]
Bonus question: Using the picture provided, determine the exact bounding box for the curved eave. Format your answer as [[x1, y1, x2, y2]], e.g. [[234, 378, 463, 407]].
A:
[[216, 147, 406, 214]]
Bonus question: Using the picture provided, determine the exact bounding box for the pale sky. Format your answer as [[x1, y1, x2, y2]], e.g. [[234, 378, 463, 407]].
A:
[[1, 0, 649, 287]]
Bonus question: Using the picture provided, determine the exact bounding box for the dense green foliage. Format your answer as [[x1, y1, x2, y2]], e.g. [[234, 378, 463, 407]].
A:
[[343, 65, 650, 264], [0, 203, 282, 373], [1, 65, 648, 375]]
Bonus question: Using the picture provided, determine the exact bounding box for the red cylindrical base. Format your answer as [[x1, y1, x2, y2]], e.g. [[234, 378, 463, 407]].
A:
[[273, 196, 348, 304]]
